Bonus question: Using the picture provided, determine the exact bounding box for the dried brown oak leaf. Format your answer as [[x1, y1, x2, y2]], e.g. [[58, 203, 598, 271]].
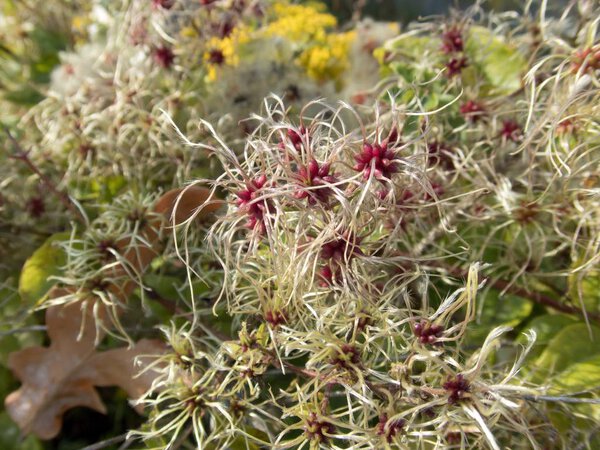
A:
[[5, 186, 220, 439], [5, 297, 165, 440]]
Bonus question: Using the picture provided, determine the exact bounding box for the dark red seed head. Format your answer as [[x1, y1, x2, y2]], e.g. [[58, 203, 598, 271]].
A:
[[500, 119, 522, 142], [284, 126, 307, 151], [330, 344, 361, 369], [97, 239, 118, 261], [353, 142, 399, 181], [571, 45, 600, 74], [443, 374, 470, 404], [305, 412, 335, 443], [78, 143, 95, 158], [556, 118, 577, 135], [445, 57, 468, 77], [265, 309, 287, 328], [460, 100, 486, 122], [441, 26, 464, 53], [154, 46, 175, 68], [294, 159, 337, 205], [376, 413, 406, 443], [356, 313, 372, 332], [26, 196, 45, 218], [513, 201, 539, 224], [153, 0, 175, 9], [413, 320, 444, 345], [318, 264, 338, 287], [320, 232, 362, 262], [235, 175, 274, 234], [446, 431, 462, 444]]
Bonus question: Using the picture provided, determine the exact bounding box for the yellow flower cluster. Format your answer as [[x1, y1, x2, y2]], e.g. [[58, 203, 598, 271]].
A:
[[198, 1, 354, 86], [298, 31, 355, 86], [264, 3, 337, 43], [265, 2, 354, 86]]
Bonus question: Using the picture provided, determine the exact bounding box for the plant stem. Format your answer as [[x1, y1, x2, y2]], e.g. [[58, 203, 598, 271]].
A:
[[80, 433, 129, 450], [519, 394, 600, 404], [424, 260, 600, 323], [4, 127, 86, 224]]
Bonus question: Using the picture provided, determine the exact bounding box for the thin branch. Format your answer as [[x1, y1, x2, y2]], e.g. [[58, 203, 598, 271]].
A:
[[0, 325, 47, 337], [491, 277, 599, 321], [80, 433, 129, 450], [519, 394, 600, 405], [3, 127, 86, 224], [424, 260, 600, 323]]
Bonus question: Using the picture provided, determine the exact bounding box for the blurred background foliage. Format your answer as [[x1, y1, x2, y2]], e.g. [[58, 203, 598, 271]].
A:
[[320, 0, 565, 24], [0, 0, 589, 449]]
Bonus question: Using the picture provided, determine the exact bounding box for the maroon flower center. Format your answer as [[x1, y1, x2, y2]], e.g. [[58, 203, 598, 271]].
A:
[[304, 413, 336, 442], [443, 374, 470, 404], [235, 175, 274, 234], [154, 46, 175, 68], [413, 321, 444, 345], [441, 27, 464, 53], [353, 142, 399, 181], [294, 159, 336, 205], [376, 413, 406, 443], [460, 100, 486, 122]]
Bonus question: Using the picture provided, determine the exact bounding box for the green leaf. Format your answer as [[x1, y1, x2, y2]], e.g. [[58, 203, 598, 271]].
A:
[[388, 62, 414, 82], [552, 354, 600, 393], [518, 314, 578, 359], [28, 27, 68, 58], [465, 289, 533, 345], [531, 323, 600, 384], [228, 428, 267, 450], [18, 232, 69, 304], [546, 396, 600, 436], [3, 88, 44, 106], [0, 412, 43, 450], [423, 91, 439, 111], [144, 274, 181, 302], [568, 266, 600, 314], [0, 335, 21, 368], [0, 278, 21, 317], [90, 175, 127, 203], [204, 427, 267, 450], [389, 35, 434, 59], [466, 26, 527, 95]]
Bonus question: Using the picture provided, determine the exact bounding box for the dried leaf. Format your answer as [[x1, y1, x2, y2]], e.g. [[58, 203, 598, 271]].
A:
[[106, 185, 222, 298], [154, 185, 223, 225], [5, 297, 165, 439], [4, 185, 217, 439]]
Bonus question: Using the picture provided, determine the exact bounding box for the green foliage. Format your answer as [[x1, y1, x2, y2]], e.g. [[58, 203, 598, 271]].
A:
[[569, 265, 600, 314], [18, 233, 68, 304], [531, 323, 600, 386], [465, 26, 527, 95], [519, 314, 578, 360], [465, 289, 532, 345], [0, 412, 42, 450]]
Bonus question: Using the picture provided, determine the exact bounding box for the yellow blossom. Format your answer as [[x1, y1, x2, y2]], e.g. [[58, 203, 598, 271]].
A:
[[203, 26, 250, 82], [264, 3, 337, 44], [71, 14, 91, 44], [298, 31, 356, 87]]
